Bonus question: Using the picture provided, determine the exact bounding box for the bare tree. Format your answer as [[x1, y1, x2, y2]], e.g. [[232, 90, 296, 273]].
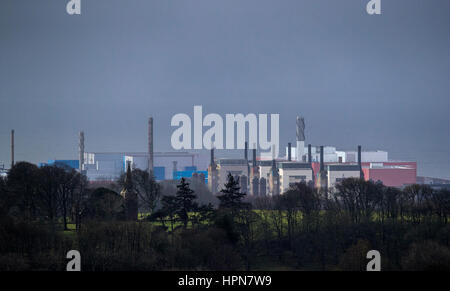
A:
[[117, 168, 161, 217]]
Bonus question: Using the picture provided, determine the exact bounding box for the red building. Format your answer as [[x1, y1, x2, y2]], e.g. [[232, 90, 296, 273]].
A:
[[311, 161, 417, 188], [362, 162, 416, 187]]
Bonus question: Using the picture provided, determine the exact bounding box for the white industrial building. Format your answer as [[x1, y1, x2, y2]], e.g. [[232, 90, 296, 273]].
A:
[[285, 145, 388, 164], [327, 164, 361, 189], [258, 160, 273, 181], [216, 159, 248, 189], [278, 162, 314, 193]]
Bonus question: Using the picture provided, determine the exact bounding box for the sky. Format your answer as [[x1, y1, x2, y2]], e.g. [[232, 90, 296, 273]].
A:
[[0, 0, 449, 179]]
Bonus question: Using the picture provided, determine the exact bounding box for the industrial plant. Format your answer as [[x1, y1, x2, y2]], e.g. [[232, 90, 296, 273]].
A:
[[11, 114, 421, 195]]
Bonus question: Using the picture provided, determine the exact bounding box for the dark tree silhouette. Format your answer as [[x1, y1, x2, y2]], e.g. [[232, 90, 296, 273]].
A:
[[160, 195, 179, 232], [175, 178, 197, 229], [6, 162, 40, 221], [38, 166, 66, 229], [217, 173, 249, 211], [84, 187, 125, 221]]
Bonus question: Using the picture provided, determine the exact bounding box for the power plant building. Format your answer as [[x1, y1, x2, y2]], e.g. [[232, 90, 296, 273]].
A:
[[278, 162, 314, 193], [216, 158, 248, 189], [82, 151, 209, 182], [327, 164, 361, 189], [362, 162, 417, 187], [34, 115, 418, 192], [285, 145, 388, 164]]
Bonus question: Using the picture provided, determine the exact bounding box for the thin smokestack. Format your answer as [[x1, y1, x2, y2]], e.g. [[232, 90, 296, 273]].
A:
[[252, 148, 256, 167], [358, 145, 363, 179], [79, 131, 84, 171], [210, 147, 214, 166], [11, 130, 14, 168], [288, 143, 292, 161], [148, 117, 154, 174], [358, 145, 362, 167], [245, 141, 249, 179], [244, 142, 248, 161], [320, 146, 324, 172], [308, 144, 312, 163]]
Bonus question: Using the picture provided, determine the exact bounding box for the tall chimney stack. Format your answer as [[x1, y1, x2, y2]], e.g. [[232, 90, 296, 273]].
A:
[[252, 148, 257, 167], [320, 146, 324, 172], [308, 144, 312, 164], [207, 143, 218, 193], [358, 145, 362, 166], [244, 141, 249, 178], [148, 117, 154, 175], [11, 130, 14, 168], [244, 142, 248, 161], [358, 145, 363, 179], [79, 131, 84, 171], [288, 143, 292, 161]]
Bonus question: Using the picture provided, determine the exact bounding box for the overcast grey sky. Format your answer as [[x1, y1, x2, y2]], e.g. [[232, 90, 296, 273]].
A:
[[1, 0, 449, 179]]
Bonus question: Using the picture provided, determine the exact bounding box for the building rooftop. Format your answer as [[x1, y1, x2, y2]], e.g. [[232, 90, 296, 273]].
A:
[[278, 162, 312, 169], [86, 151, 196, 156], [328, 164, 361, 171], [258, 160, 273, 167], [218, 158, 248, 166]]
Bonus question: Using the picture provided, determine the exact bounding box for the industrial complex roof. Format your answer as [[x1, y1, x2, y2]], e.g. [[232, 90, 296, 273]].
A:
[[278, 162, 312, 169], [328, 164, 361, 171], [218, 159, 248, 165], [258, 160, 273, 166]]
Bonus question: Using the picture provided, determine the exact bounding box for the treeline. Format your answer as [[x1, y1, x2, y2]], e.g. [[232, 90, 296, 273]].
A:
[[0, 162, 215, 230], [1, 162, 450, 271], [0, 162, 89, 230], [252, 180, 450, 270]]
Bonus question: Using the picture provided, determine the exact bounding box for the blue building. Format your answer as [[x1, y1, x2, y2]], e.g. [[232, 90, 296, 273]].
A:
[[173, 168, 208, 184], [39, 160, 79, 170], [153, 166, 165, 181]]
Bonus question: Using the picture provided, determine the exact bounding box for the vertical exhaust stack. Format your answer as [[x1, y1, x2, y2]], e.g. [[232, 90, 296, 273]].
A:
[[11, 130, 14, 168], [288, 143, 292, 161], [358, 145, 363, 179], [79, 131, 84, 172], [250, 146, 259, 196], [317, 145, 328, 190], [308, 144, 312, 164], [210, 147, 214, 167], [208, 144, 218, 194], [358, 145, 362, 167], [244, 142, 248, 161], [320, 146, 324, 172], [308, 144, 314, 185], [296, 116, 305, 162], [148, 117, 154, 175], [244, 141, 249, 179], [270, 144, 280, 195]]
